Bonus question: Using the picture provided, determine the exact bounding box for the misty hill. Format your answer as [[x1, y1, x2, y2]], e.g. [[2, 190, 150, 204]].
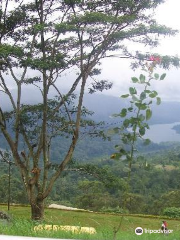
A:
[[1, 90, 180, 162], [83, 94, 180, 125], [1, 87, 180, 124]]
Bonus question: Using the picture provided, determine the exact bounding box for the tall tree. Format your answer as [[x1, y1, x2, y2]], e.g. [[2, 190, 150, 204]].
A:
[[0, 0, 179, 220]]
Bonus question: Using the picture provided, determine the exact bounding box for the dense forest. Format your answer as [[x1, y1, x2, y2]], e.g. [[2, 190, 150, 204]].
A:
[[1, 133, 180, 216]]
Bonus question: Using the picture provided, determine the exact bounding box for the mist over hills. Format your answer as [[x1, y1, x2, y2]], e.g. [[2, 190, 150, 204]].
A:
[[1, 87, 180, 124], [1, 89, 180, 161], [84, 94, 180, 125]]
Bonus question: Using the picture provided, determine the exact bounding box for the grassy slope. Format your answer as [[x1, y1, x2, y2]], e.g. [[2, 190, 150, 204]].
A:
[[0, 205, 180, 239]]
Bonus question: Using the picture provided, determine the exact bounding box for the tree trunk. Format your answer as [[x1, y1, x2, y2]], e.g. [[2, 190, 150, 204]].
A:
[[31, 199, 44, 220]]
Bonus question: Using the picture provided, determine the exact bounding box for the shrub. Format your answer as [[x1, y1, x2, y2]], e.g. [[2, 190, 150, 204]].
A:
[[163, 207, 180, 218]]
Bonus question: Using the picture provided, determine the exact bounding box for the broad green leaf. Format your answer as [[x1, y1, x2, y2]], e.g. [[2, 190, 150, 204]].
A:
[[145, 90, 151, 93], [139, 74, 146, 83], [128, 107, 133, 112], [139, 114, 145, 121], [149, 91, 158, 98], [139, 127, 145, 136], [146, 109, 152, 120], [123, 119, 129, 128], [160, 73, 166, 80], [129, 87, 137, 95], [135, 102, 141, 109], [154, 73, 159, 80], [121, 94, 130, 98], [129, 117, 137, 126], [156, 97, 161, 105], [135, 103, 147, 110], [120, 108, 127, 118], [131, 77, 138, 83], [140, 92, 146, 100], [153, 91, 158, 96], [140, 103, 147, 110]]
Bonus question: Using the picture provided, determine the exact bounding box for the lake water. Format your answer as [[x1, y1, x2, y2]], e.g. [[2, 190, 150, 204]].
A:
[[145, 122, 180, 143]]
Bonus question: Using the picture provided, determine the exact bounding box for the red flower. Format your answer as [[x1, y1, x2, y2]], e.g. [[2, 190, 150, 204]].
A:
[[149, 56, 161, 63]]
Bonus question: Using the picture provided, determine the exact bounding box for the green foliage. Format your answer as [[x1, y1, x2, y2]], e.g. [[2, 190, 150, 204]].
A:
[[163, 207, 180, 218], [131, 77, 138, 83], [89, 80, 113, 94], [152, 190, 180, 215], [156, 97, 161, 105], [121, 94, 130, 98], [2, 143, 180, 215], [112, 61, 166, 179], [123, 193, 146, 214], [70, 163, 126, 190], [75, 180, 117, 211], [146, 109, 152, 120], [129, 87, 137, 95], [160, 73, 166, 80], [0, 163, 28, 204], [120, 108, 127, 118]]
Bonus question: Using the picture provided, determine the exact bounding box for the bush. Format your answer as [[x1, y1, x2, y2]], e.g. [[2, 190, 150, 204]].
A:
[[163, 207, 180, 218]]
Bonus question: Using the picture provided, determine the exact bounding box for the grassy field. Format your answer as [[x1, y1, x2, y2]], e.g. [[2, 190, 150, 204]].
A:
[[0, 205, 180, 239]]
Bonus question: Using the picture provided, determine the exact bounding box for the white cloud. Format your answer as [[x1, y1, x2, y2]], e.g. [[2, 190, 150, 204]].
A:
[[99, 0, 180, 101], [2, 0, 180, 103]]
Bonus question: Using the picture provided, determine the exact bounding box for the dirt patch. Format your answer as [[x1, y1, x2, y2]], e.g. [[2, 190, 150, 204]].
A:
[[48, 204, 92, 212]]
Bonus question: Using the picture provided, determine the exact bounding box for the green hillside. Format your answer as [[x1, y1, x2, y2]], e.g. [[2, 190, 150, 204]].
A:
[[1, 144, 180, 217], [0, 205, 180, 240]]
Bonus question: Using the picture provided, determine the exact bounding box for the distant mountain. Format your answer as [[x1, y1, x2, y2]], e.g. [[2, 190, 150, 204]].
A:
[[150, 101, 180, 124], [1, 90, 180, 160], [1, 87, 180, 124], [83, 94, 126, 123], [83, 94, 180, 125]]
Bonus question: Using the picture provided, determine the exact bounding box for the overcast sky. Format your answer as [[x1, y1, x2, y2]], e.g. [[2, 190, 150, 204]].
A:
[[101, 0, 180, 101], [1, 0, 180, 106]]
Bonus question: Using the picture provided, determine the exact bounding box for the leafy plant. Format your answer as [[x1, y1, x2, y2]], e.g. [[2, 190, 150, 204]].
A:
[[112, 57, 166, 181], [163, 207, 180, 218]]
